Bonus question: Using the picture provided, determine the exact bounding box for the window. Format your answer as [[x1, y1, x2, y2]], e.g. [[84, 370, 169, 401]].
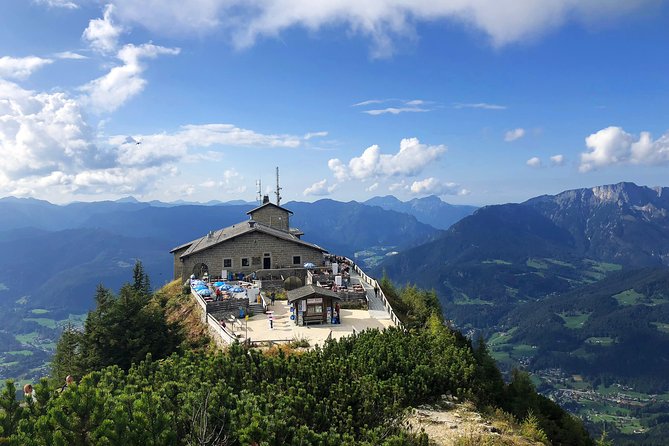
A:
[[241, 258, 250, 267], [293, 255, 301, 265], [223, 258, 232, 268]]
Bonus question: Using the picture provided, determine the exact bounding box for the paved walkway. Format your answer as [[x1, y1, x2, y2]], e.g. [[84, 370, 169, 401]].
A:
[[232, 301, 393, 346], [349, 268, 390, 319]]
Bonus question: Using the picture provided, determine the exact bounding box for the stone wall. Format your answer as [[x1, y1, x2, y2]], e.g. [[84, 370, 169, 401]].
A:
[[172, 246, 190, 280], [176, 231, 323, 281], [207, 298, 249, 320], [249, 206, 290, 231]]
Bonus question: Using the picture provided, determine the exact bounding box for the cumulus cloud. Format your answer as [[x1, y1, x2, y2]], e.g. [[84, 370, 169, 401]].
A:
[[328, 137, 445, 181], [83, 4, 123, 54], [580, 126, 669, 172], [0, 56, 53, 80], [0, 79, 171, 196], [303, 179, 336, 196], [504, 128, 525, 142], [0, 78, 314, 198], [108, 0, 651, 56], [81, 43, 180, 113], [526, 157, 542, 168], [410, 177, 467, 196], [0, 80, 103, 181], [550, 154, 565, 166]]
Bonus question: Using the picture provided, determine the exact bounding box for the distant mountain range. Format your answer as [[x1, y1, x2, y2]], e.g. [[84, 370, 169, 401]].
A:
[[379, 182, 669, 443], [0, 193, 462, 383], [364, 195, 477, 229], [382, 182, 669, 314], [0, 194, 458, 312]]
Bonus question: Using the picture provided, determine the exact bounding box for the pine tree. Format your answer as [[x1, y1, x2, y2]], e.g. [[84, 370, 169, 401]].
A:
[[133, 260, 151, 297], [51, 323, 85, 384]]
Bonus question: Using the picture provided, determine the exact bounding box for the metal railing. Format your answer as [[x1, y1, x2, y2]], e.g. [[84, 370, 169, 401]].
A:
[[343, 257, 404, 328]]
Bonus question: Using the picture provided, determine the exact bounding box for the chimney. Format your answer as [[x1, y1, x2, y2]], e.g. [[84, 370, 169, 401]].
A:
[[248, 220, 256, 228], [263, 195, 270, 204]]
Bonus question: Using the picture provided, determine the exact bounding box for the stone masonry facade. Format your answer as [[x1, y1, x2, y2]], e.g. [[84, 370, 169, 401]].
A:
[[175, 231, 323, 282], [249, 205, 290, 231]]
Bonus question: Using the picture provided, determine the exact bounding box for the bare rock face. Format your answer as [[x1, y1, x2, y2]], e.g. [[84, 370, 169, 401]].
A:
[[525, 182, 669, 266]]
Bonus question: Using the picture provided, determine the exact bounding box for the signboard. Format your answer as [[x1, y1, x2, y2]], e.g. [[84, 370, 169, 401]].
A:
[[297, 311, 303, 326], [334, 275, 342, 286], [300, 300, 307, 311], [306, 297, 322, 304], [332, 262, 339, 274]]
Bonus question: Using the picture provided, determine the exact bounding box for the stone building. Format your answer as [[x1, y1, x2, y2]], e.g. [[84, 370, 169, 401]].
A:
[[171, 196, 326, 282]]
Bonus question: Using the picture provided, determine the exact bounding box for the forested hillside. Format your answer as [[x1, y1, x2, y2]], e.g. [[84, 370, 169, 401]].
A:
[[0, 268, 593, 445]]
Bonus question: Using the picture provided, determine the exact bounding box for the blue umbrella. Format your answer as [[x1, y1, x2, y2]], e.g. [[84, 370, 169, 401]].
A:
[[230, 286, 244, 293], [197, 288, 211, 297], [214, 281, 226, 287]]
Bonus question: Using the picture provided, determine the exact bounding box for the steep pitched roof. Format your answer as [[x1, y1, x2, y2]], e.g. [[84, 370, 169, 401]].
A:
[[246, 202, 293, 215], [286, 284, 341, 303], [172, 221, 327, 258]]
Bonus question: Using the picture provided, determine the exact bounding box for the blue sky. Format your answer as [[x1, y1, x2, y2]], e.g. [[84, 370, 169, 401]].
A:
[[0, 0, 668, 206]]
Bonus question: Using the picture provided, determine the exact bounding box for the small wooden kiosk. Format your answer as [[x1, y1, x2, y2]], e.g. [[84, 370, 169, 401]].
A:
[[287, 285, 341, 326]]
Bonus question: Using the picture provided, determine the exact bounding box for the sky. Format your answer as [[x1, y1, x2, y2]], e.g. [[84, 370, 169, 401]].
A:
[[0, 0, 668, 206]]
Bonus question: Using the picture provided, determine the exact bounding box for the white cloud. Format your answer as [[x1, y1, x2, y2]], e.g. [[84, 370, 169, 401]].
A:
[[0, 78, 314, 198], [54, 51, 88, 60], [108, 123, 307, 169], [303, 179, 336, 196], [366, 182, 379, 192], [0, 80, 103, 181], [83, 4, 123, 54], [304, 131, 328, 140], [0, 56, 53, 80], [109, 0, 652, 56], [410, 177, 467, 196], [526, 157, 542, 168], [363, 107, 430, 115], [389, 180, 408, 192], [550, 154, 565, 166], [454, 102, 507, 110], [356, 98, 433, 115], [504, 128, 525, 142], [580, 126, 669, 172], [80, 43, 180, 113], [222, 168, 247, 194], [328, 137, 445, 181], [353, 99, 386, 107], [34, 0, 79, 8]]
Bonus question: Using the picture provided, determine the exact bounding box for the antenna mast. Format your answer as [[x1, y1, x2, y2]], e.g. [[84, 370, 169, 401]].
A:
[[256, 179, 262, 204], [275, 167, 282, 206]]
